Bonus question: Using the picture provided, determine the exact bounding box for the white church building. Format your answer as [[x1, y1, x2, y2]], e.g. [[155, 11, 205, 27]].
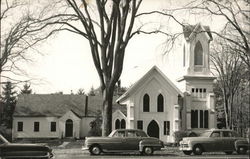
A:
[[12, 23, 216, 143], [114, 23, 217, 142]]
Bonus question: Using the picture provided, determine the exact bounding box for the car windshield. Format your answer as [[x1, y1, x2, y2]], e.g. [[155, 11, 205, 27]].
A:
[[109, 130, 148, 137], [135, 131, 148, 137], [199, 131, 212, 137], [0, 135, 9, 144], [108, 130, 116, 137]]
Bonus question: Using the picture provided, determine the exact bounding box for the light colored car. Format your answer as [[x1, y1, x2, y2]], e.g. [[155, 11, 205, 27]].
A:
[[0, 134, 53, 159], [83, 129, 164, 155], [179, 129, 249, 155]]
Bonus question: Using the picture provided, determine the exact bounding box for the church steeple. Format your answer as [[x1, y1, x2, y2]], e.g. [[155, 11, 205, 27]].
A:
[[181, 23, 213, 77], [177, 23, 217, 131]]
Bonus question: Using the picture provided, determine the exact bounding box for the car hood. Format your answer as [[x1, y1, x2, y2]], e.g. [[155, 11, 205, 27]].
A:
[[2, 143, 50, 150], [85, 137, 114, 145], [86, 136, 110, 140], [182, 137, 208, 142], [6, 143, 46, 146]]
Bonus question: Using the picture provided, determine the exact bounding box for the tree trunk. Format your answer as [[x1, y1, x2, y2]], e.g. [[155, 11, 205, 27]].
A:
[[223, 93, 229, 129], [102, 87, 115, 136], [229, 94, 234, 129]]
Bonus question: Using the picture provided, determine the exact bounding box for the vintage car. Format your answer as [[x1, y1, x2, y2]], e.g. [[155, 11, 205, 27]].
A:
[[179, 129, 249, 155], [0, 134, 54, 159], [83, 129, 164, 155]]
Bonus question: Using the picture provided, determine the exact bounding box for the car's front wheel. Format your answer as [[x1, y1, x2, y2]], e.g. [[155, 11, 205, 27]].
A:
[[237, 146, 247, 155], [143, 146, 154, 155], [193, 145, 203, 155], [183, 151, 192, 155], [89, 145, 102, 155]]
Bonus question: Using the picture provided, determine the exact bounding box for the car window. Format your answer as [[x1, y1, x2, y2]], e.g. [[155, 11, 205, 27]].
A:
[[200, 131, 212, 137], [211, 131, 220, 137], [135, 131, 148, 137], [222, 131, 232, 137], [127, 131, 136, 137], [113, 131, 125, 137]]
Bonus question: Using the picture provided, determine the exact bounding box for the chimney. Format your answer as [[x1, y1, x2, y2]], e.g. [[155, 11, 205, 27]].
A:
[[85, 96, 88, 117]]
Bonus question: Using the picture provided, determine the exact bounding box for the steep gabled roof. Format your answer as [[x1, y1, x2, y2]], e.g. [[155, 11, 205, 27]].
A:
[[117, 66, 183, 103], [14, 94, 86, 117], [183, 23, 212, 41], [14, 94, 126, 117]]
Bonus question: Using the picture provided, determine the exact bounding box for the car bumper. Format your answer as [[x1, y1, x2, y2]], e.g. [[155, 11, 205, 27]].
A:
[[179, 144, 192, 151], [82, 146, 89, 151], [2, 152, 54, 159], [139, 145, 164, 152]]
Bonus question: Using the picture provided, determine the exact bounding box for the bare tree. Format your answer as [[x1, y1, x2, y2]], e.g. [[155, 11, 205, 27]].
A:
[[17, 0, 183, 136], [232, 73, 250, 136], [37, 0, 175, 136], [0, 0, 60, 85], [68, 0, 144, 136], [211, 38, 246, 129], [77, 88, 85, 95]]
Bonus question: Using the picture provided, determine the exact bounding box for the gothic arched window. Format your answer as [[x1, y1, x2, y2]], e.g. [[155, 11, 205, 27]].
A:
[[115, 119, 120, 129], [143, 94, 150, 112], [194, 41, 203, 65], [157, 94, 164, 112], [121, 119, 126, 129]]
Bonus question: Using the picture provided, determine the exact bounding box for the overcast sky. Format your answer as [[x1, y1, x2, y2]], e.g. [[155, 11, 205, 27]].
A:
[[1, 0, 226, 94]]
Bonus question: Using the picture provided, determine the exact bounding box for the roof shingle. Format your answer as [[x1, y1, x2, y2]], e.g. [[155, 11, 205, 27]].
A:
[[14, 94, 126, 117]]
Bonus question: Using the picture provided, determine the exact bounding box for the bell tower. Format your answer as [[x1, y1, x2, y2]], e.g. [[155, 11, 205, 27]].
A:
[[178, 23, 217, 131], [181, 23, 213, 77]]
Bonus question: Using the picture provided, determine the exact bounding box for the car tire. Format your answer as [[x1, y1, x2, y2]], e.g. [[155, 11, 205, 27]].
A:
[[193, 145, 203, 155], [143, 146, 154, 155], [237, 146, 247, 155], [89, 145, 102, 155], [183, 151, 192, 155], [225, 151, 233, 155]]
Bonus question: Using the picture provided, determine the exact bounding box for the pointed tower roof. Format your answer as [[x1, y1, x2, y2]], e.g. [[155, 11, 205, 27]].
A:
[[183, 23, 213, 41]]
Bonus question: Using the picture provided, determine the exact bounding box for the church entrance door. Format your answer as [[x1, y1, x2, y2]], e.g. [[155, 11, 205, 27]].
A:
[[147, 120, 159, 138]]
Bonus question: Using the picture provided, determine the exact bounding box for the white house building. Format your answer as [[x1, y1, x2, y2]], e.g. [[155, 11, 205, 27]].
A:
[[115, 23, 217, 142], [12, 94, 126, 139]]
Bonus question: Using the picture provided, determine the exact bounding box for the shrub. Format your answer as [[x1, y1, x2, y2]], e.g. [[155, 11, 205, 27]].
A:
[[87, 110, 102, 137], [87, 125, 102, 137], [173, 130, 197, 146]]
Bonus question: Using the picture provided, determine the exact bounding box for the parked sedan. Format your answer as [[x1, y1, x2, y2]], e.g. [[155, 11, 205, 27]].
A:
[[83, 129, 164, 155], [179, 129, 249, 155], [0, 134, 53, 159]]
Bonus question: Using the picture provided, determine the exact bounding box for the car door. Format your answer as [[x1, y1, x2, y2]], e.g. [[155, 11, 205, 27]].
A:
[[123, 130, 142, 150], [209, 131, 223, 152], [107, 130, 126, 151], [222, 131, 236, 151]]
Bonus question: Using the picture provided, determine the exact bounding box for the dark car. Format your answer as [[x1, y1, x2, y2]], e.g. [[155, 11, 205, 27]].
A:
[[179, 129, 249, 155], [83, 129, 164, 155], [0, 134, 53, 159]]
